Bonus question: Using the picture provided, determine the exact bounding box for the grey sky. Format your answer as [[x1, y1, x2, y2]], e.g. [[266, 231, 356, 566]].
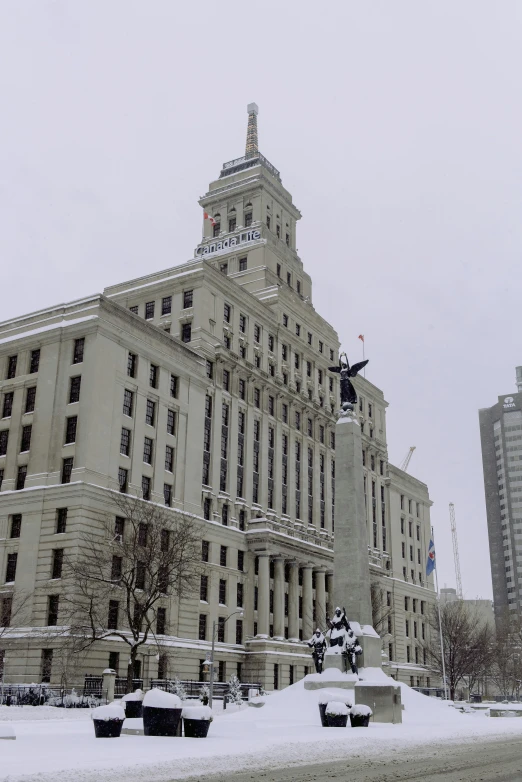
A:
[[2, 1, 521, 598]]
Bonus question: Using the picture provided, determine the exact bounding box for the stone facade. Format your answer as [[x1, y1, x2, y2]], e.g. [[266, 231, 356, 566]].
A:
[[0, 109, 437, 690]]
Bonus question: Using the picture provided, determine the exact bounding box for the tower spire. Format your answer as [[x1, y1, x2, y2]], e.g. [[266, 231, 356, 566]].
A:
[[245, 103, 259, 159]]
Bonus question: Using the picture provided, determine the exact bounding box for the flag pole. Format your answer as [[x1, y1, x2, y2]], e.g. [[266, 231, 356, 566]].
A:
[[432, 525, 448, 699]]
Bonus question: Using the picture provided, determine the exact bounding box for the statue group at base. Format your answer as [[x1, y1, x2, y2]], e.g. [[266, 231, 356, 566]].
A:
[[307, 607, 363, 675]]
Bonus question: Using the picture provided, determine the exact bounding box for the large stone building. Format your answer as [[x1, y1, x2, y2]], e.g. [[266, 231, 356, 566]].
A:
[[479, 367, 522, 628], [0, 106, 437, 690]]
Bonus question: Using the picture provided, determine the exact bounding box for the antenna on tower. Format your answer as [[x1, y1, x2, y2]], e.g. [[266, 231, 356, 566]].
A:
[[245, 103, 259, 159], [449, 502, 463, 599]]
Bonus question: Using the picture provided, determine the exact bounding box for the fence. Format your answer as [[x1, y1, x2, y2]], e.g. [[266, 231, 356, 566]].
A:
[[149, 679, 261, 701], [0, 684, 107, 708], [83, 676, 143, 698]]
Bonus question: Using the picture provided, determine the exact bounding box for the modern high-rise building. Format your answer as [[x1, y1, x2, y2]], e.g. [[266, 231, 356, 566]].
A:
[[479, 367, 522, 627], [0, 106, 437, 690]]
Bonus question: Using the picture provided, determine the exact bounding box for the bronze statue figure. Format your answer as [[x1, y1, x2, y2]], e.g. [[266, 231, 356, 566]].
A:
[[329, 352, 368, 407]]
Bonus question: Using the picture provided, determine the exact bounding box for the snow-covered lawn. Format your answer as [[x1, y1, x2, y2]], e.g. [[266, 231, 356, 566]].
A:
[[1, 674, 522, 782]]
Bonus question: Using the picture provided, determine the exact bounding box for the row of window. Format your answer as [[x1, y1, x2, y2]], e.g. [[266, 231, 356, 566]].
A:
[[3, 348, 41, 381], [2, 383, 38, 419], [122, 389, 177, 433], [199, 575, 243, 609], [5, 547, 63, 584], [400, 495, 423, 517]]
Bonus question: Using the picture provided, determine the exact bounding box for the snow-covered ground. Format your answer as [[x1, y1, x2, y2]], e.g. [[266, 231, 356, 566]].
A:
[[1, 672, 522, 782]]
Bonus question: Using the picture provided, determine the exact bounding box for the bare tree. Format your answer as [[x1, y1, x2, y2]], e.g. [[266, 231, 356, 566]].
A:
[[422, 600, 493, 700], [0, 589, 31, 642], [63, 493, 202, 692]]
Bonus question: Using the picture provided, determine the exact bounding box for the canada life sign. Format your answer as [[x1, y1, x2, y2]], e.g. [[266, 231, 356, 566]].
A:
[[196, 229, 261, 257]]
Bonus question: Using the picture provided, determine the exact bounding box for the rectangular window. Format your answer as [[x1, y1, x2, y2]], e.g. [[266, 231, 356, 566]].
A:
[[73, 338, 85, 365], [217, 617, 225, 643], [165, 445, 174, 472], [5, 552, 17, 583], [61, 457, 73, 484], [111, 555, 122, 581], [224, 303, 231, 323], [162, 482, 171, 506], [161, 296, 172, 315], [10, 513, 21, 538], [51, 548, 63, 579], [170, 374, 179, 398], [156, 607, 167, 635], [143, 437, 153, 464], [254, 388, 261, 408], [238, 550, 244, 571], [145, 301, 155, 320], [295, 323, 301, 337], [7, 355, 17, 379], [181, 323, 191, 342], [223, 369, 230, 392], [135, 561, 146, 590], [67, 376, 81, 405], [183, 290, 193, 309], [41, 649, 53, 683], [219, 579, 227, 605], [0, 469, 3, 490], [145, 399, 156, 426], [239, 257, 247, 271], [254, 324, 261, 344], [64, 417, 77, 445], [127, 352, 137, 378], [220, 545, 227, 567], [129, 305, 138, 315], [141, 475, 151, 501], [29, 349, 40, 374], [120, 428, 131, 456], [228, 217, 236, 232], [222, 504, 228, 526], [238, 509, 245, 530], [202, 540, 209, 562], [236, 619, 243, 645], [295, 411, 301, 430], [108, 600, 119, 630], [237, 582, 243, 608], [198, 614, 207, 641], [123, 389, 134, 418], [3, 392, 14, 418], [1, 595, 12, 627], [200, 574, 208, 602], [56, 508, 68, 534], [203, 497, 211, 519], [16, 465, 27, 490], [20, 424, 32, 452], [149, 364, 158, 388], [24, 386, 36, 413], [118, 467, 128, 493], [164, 409, 175, 437]]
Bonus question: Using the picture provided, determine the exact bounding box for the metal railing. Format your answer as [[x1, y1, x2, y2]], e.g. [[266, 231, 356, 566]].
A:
[[0, 684, 107, 707], [150, 679, 261, 701]]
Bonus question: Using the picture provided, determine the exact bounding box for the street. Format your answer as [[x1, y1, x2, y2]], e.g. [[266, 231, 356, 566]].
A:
[[183, 736, 522, 782]]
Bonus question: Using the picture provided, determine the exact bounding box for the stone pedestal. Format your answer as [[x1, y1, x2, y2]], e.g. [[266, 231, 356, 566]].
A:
[[355, 682, 403, 724]]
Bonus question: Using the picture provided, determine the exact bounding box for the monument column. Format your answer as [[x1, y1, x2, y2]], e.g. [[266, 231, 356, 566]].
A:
[[333, 409, 373, 625], [257, 554, 270, 637], [314, 568, 326, 629], [288, 562, 299, 641], [273, 557, 285, 640], [302, 565, 314, 639]]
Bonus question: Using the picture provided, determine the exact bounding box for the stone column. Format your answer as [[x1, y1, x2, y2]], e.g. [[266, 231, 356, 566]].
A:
[[334, 409, 373, 626], [257, 554, 270, 637], [102, 669, 116, 703], [288, 562, 299, 641], [314, 569, 326, 629], [326, 571, 334, 618], [302, 565, 314, 640], [273, 558, 285, 640]]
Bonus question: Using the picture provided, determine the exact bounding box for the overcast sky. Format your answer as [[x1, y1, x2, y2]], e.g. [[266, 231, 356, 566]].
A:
[[2, 1, 521, 599]]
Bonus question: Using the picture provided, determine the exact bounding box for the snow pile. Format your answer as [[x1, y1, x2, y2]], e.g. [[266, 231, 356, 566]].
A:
[[182, 705, 212, 721], [318, 689, 353, 707], [90, 704, 125, 722], [143, 688, 181, 709], [325, 701, 348, 716], [0, 723, 15, 739], [350, 704, 372, 717], [122, 689, 144, 702]]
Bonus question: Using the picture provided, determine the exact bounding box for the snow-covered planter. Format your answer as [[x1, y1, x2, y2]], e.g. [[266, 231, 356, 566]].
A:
[[122, 689, 144, 718], [91, 704, 125, 738], [318, 695, 352, 727], [349, 703, 372, 728], [182, 705, 213, 738], [325, 701, 349, 728], [142, 688, 183, 736]]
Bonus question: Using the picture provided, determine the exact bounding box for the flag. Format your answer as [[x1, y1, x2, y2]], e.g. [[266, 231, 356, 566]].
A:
[[358, 334, 364, 342], [426, 539, 436, 576], [204, 212, 216, 226]]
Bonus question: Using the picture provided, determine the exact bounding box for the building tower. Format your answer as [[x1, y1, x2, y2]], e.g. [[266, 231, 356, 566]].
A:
[[479, 367, 522, 627]]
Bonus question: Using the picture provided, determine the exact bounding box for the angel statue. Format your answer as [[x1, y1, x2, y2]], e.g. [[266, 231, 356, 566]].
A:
[[328, 352, 369, 407]]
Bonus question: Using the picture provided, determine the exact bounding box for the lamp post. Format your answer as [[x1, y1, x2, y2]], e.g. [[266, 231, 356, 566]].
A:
[[203, 610, 243, 708]]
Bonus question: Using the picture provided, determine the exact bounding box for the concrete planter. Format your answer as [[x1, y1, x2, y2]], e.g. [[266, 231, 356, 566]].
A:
[[349, 714, 370, 728], [125, 701, 143, 719], [183, 718, 211, 738], [326, 714, 348, 728], [143, 706, 182, 736], [93, 719, 124, 738]]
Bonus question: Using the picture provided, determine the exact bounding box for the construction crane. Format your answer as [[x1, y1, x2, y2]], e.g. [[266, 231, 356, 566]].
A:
[[400, 446, 416, 472], [449, 502, 463, 599]]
